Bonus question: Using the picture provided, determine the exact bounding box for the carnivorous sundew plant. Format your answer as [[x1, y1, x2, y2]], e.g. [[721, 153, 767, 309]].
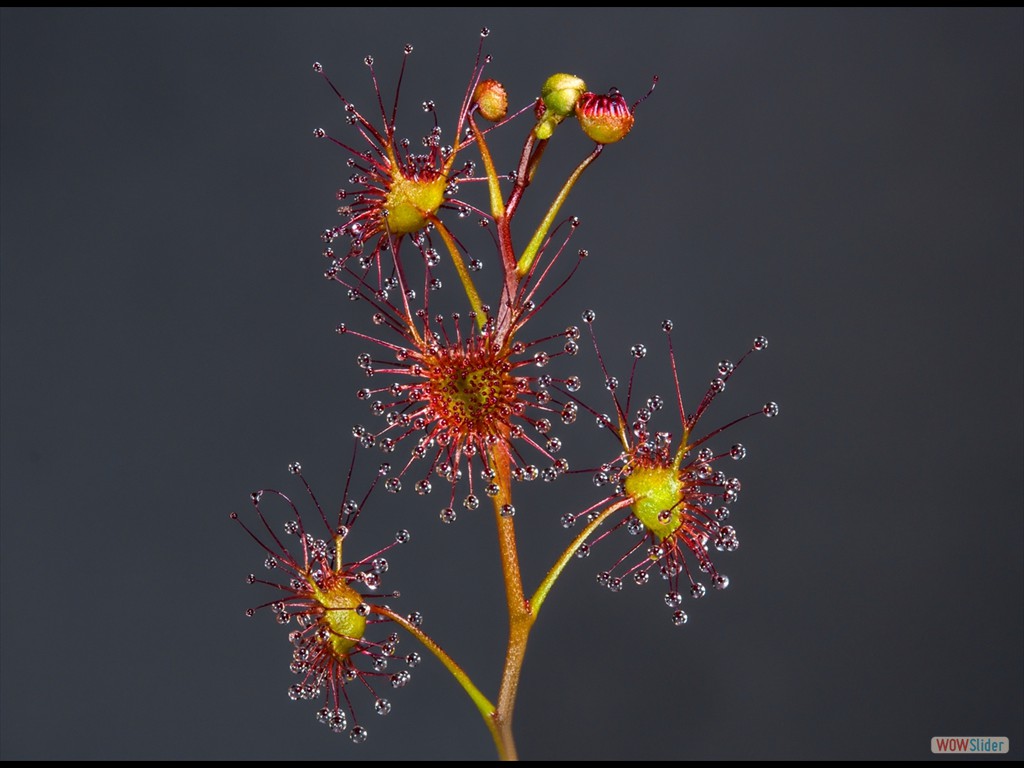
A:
[[234, 29, 778, 760]]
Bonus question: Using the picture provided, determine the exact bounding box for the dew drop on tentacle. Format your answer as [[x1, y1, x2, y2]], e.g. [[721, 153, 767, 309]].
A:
[[440, 507, 457, 524], [326, 708, 347, 733], [713, 525, 739, 552], [390, 670, 412, 688], [560, 403, 579, 425], [763, 401, 780, 417], [752, 335, 768, 351], [672, 610, 689, 626]]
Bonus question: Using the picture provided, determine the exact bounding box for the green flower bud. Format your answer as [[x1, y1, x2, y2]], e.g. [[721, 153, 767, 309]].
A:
[[534, 72, 587, 139]]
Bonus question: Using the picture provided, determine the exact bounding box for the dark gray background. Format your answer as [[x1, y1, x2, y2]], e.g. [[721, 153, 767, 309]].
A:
[[2, 7, 1021, 761]]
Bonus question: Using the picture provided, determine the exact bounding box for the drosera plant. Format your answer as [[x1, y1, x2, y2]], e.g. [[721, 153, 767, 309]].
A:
[[234, 28, 777, 761], [554, 317, 778, 625], [232, 449, 420, 742]]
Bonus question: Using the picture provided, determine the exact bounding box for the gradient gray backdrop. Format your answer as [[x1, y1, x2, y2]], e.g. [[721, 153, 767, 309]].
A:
[[2, 7, 1021, 761]]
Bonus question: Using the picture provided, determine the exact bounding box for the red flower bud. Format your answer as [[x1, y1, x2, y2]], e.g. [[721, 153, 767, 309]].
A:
[[575, 89, 635, 144]]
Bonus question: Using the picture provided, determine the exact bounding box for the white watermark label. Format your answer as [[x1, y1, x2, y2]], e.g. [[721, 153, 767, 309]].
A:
[[931, 737, 1009, 754]]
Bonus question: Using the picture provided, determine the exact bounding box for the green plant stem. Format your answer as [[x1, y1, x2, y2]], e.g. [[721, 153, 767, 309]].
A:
[[494, 135, 549, 338], [530, 497, 633, 614], [516, 144, 603, 278], [505, 132, 547, 220], [426, 213, 486, 330], [469, 114, 506, 221], [489, 441, 529, 761], [371, 605, 503, 754]]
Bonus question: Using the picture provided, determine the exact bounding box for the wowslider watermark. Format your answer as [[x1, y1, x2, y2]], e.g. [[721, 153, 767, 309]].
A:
[[931, 737, 1009, 754]]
